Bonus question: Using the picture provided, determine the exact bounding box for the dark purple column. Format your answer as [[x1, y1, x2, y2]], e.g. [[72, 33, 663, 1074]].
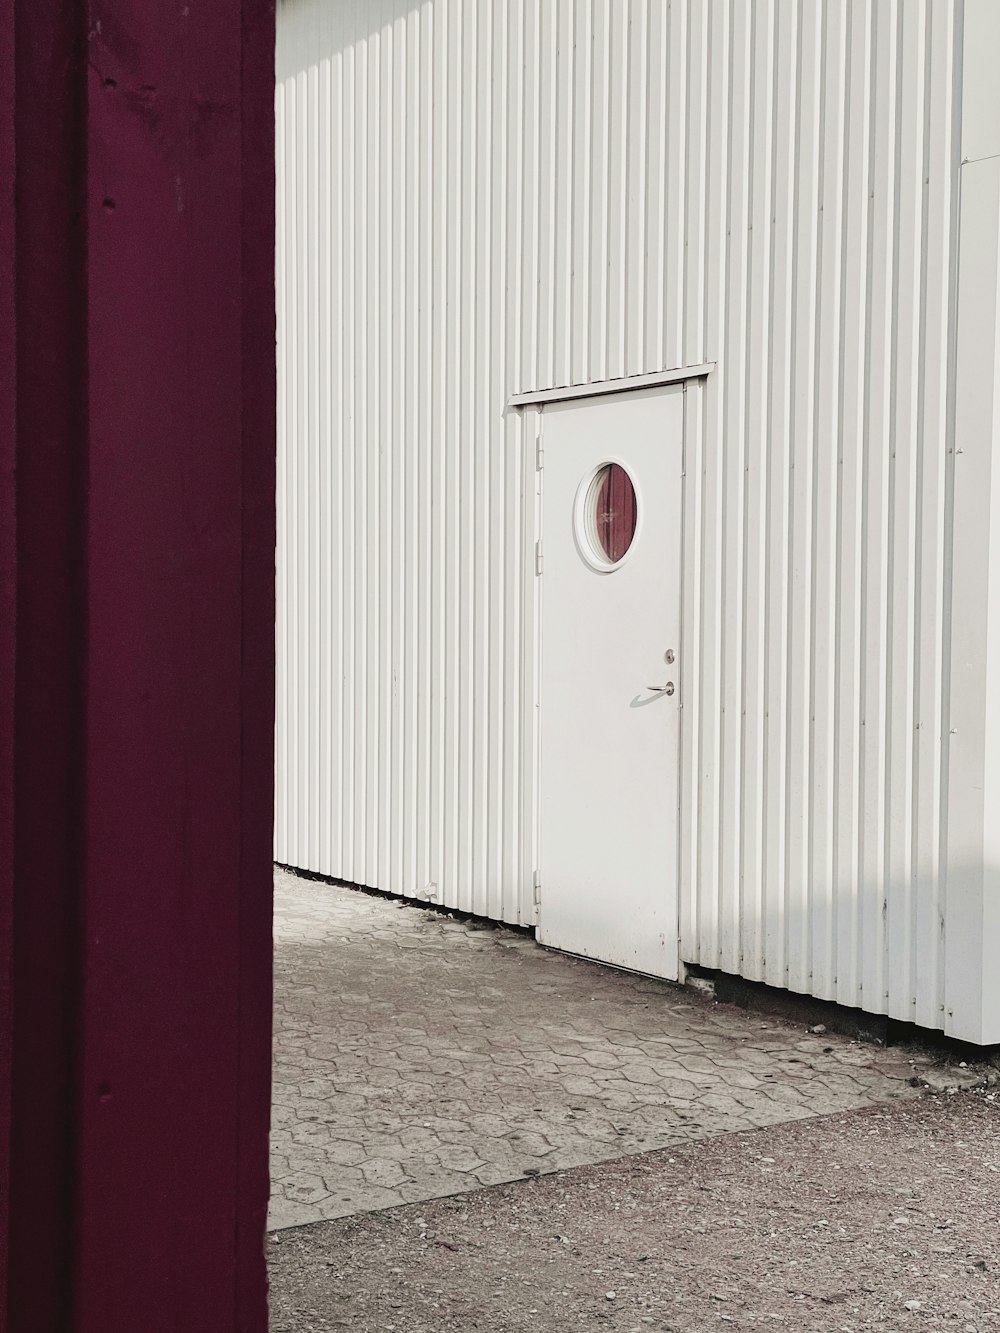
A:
[[0, 0, 14, 1317], [0, 4, 276, 1329]]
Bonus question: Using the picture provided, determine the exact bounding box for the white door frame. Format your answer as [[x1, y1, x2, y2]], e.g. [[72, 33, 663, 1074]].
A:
[[523, 370, 703, 976]]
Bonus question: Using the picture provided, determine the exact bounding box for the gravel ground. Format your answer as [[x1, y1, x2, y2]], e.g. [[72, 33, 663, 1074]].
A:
[[269, 1089, 999, 1333]]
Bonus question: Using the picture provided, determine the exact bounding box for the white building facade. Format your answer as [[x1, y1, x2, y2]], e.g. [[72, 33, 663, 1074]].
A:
[[276, 0, 1000, 1044]]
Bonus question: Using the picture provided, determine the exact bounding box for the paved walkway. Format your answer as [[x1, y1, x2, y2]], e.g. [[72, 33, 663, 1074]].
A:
[[270, 869, 931, 1231]]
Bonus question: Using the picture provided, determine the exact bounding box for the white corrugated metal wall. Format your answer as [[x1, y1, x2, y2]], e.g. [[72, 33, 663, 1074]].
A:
[[276, 0, 983, 1036]]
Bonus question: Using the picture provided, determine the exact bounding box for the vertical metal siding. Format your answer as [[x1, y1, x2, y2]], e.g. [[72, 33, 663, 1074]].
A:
[[276, 0, 966, 1029], [673, 0, 961, 1030], [277, 0, 536, 924]]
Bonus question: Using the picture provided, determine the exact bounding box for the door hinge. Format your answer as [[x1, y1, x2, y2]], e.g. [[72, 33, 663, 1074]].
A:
[[535, 539, 543, 576], [531, 871, 541, 923], [535, 429, 544, 471]]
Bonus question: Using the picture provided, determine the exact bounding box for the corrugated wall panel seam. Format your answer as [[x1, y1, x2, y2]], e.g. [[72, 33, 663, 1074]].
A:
[[276, 0, 965, 1022]]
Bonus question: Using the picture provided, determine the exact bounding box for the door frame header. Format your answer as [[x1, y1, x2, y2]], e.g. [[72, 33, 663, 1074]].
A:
[[508, 362, 715, 409]]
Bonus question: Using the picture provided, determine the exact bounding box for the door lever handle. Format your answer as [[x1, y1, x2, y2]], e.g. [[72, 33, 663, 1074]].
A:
[[648, 681, 675, 696]]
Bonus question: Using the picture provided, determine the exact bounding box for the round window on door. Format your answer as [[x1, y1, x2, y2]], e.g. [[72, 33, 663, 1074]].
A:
[[578, 461, 639, 570]]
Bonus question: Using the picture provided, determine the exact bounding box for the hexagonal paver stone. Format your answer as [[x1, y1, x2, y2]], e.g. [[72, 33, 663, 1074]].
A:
[[503, 1131, 554, 1157], [280, 1173, 331, 1207], [359, 1157, 409, 1189]]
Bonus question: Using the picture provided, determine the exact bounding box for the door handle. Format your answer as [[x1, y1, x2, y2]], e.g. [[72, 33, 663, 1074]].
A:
[[648, 681, 675, 696]]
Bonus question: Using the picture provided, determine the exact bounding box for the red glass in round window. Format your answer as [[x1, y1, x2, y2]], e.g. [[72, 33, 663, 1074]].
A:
[[593, 463, 637, 563]]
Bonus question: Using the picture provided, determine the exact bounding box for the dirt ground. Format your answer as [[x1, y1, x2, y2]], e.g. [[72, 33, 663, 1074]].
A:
[[269, 1088, 999, 1333]]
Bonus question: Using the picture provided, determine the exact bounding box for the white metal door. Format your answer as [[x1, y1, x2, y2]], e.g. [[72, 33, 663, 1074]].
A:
[[537, 385, 683, 978]]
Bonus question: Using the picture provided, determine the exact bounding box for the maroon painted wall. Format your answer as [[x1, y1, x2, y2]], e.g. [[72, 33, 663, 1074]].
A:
[[1, 4, 276, 1329]]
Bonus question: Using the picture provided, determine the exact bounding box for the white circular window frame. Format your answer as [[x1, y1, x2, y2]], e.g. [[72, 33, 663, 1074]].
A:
[[573, 456, 642, 573]]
